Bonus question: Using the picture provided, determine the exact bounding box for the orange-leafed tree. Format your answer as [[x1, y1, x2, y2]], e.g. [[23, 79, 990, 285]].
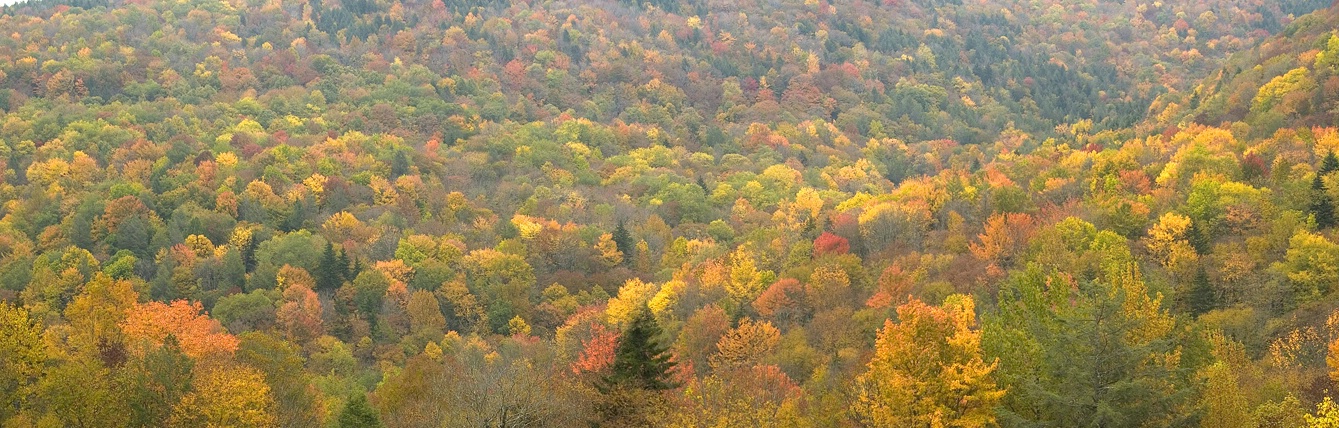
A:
[[867, 262, 916, 309], [572, 323, 620, 375], [121, 300, 239, 359], [276, 283, 324, 345], [753, 278, 810, 325], [970, 212, 1035, 277]]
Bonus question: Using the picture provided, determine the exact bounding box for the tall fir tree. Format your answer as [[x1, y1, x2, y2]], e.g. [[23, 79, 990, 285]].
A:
[[1188, 267, 1217, 316], [337, 393, 382, 428], [1313, 174, 1336, 229], [390, 151, 410, 179], [612, 221, 634, 265], [1322, 152, 1339, 175], [241, 233, 259, 273], [596, 306, 678, 426], [317, 242, 343, 292], [602, 307, 677, 392], [336, 248, 353, 283]]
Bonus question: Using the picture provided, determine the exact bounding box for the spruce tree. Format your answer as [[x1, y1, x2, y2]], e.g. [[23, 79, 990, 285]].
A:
[[602, 307, 676, 392], [317, 242, 342, 291], [1322, 152, 1339, 175], [1188, 267, 1216, 316], [336, 248, 353, 283], [390, 151, 410, 178], [611, 221, 633, 265], [337, 394, 382, 428], [241, 233, 258, 273], [284, 199, 307, 232], [1312, 174, 1336, 229]]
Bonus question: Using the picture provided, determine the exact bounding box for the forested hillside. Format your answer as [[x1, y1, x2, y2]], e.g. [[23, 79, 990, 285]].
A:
[[1, 0, 1338, 426], [1149, 2, 1339, 138]]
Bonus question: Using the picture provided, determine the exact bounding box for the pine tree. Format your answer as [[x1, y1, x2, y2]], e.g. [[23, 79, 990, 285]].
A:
[[602, 307, 676, 392], [241, 233, 258, 273], [1188, 267, 1217, 316], [1322, 152, 1339, 175], [611, 221, 633, 265], [284, 199, 307, 232], [1313, 174, 1336, 229], [1186, 219, 1211, 254], [337, 393, 382, 428], [317, 242, 342, 292], [390, 151, 410, 178], [350, 257, 363, 280], [336, 248, 353, 283]]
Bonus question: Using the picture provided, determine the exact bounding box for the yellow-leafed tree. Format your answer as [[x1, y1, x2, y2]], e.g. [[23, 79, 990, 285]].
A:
[[169, 364, 278, 428], [854, 294, 1004, 428]]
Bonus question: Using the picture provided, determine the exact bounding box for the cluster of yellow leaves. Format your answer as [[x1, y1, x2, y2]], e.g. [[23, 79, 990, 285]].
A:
[[369, 176, 399, 205], [605, 278, 659, 327], [322, 211, 380, 245], [62, 273, 137, 354], [169, 364, 277, 427], [1278, 231, 1339, 302], [854, 294, 1004, 428], [710, 318, 780, 369], [1143, 212, 1200, 279]]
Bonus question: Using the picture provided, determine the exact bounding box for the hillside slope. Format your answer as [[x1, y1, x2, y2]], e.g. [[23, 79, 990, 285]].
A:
[[1147, 3, 1339, 138], [4, 0, 1339, 427], [0, 0, 1326, 147]]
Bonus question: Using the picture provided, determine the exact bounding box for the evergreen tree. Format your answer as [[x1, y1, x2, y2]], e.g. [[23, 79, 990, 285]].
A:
[[1188, 267, 1217, 316], [241, 233, 259, 273], [317, 242, 342, 292], [602, 307, 677, 392], [337, 393, 382, 428], [1322, 152, 1339, 175], [283, 199, 308, 232], [612, 221, 634, 265], [1186, 220, 1211, 254], [390, 151, 410, 178], [337, 248, 353, 283], [1312, 174, 1336, 229], [348, 257, 364, 283]]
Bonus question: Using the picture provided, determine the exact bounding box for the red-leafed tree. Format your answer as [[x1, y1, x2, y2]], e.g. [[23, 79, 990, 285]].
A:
[[752, 278, 810, 325], [813, 232, 850, 257], [572, 323, 619, 375]]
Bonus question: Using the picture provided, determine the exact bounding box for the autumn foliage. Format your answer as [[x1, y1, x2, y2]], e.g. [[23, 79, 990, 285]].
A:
[[0, 0, 1338, 425], [121, 300, 239, 359]]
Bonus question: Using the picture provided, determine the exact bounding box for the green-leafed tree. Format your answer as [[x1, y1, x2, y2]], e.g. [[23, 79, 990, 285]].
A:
[[597, 306, 677, 425], [986, 263, 1199, 428], [338, 393, 382, 428]]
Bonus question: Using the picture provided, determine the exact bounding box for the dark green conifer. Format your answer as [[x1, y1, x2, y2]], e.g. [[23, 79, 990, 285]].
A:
[[612, 221, 633, 265], [602, 307, 677, 392], [337, 393, 382, 428], [1188, 267, 1216, 316], [1312, 174, 1336, 229], [317, 242, 342, 291]]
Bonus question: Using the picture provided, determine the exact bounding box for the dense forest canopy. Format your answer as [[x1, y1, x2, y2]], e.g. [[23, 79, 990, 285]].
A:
[[1, 0, 1339, 426]]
